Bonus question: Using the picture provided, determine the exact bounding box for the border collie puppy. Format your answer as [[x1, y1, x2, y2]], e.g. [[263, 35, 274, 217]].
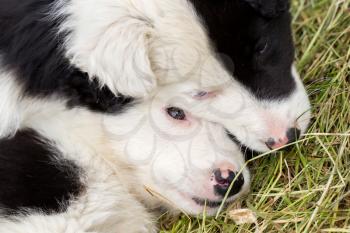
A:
[[189, 0, 311, 152], [0, 84, 250, 232], [190, 0, 310, 151], [0, 0, 310, 231], [0, 0, 310, 155]]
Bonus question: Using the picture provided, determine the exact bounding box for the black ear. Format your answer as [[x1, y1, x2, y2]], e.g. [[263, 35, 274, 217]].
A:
[[244, 0, 290, 18]]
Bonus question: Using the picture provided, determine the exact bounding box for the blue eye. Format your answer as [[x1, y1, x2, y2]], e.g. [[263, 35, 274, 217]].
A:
[[166, 107, 186, 120]]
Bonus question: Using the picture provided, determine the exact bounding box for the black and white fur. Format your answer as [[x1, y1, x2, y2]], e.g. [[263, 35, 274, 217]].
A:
[[188, 0, 311, 152], [0, 0, 310, 151], [0, 88, 250, 232], [0, 0, 310, 231]]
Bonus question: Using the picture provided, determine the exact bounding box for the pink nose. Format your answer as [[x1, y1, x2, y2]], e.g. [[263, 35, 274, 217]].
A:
[[265, 128, 301, 150]]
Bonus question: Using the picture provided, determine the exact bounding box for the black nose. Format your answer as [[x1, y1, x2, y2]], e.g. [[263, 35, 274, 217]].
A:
[[286, 128, 301, 143], [265, 137, 276, 149], [213, 169, 244, 197]]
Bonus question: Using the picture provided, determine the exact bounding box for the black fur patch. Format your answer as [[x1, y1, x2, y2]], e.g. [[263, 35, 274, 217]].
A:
[[244, 0, 289, 18], [0, 129, 83, 216], [0, 0, 133, 113], [190, 0, 296, 100], [63, 72, 134, 114]]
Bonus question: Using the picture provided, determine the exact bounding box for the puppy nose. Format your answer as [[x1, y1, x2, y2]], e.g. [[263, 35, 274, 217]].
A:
[[266, 128, 301, 150], [213, 168, 244, 197]]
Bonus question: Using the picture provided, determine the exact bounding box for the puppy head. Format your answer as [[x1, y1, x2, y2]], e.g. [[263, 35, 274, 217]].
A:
[[103, 86, 250, 216], [62, 0, 310, 153], [188, 0, 311, 152]]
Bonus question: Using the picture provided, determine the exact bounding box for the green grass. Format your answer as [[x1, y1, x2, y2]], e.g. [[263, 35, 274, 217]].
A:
[[160, 0, 350, 232]]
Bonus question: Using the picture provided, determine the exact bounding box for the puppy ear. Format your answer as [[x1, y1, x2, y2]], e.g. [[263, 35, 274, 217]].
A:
[[244, 0, 290, 18], [64, 3, 158, 98]]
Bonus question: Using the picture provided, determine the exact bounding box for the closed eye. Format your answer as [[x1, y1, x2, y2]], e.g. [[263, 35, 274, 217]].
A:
[[256, 41, 268, 54], [191, 91, 217, 100], [194, 91, 208, 98]]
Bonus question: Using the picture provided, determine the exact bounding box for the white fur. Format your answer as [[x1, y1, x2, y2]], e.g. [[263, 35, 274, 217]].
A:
[[56, 0, 157, 97], [0, 68, 23, 138], [57, 0, 229, 97], [54, 0, 310, 151], [201, 65, 311, 152], [0, 0, 310, 152], [0, 176, 156, 233], [0, 101, 157, 232], [150, 65, 311, 152], [0, 87, 249, 231], [0, 0, 311, 230]]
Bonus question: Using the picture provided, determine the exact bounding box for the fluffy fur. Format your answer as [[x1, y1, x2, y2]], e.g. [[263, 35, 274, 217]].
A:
[[188, 0, 311, 151], [0, 0, 311, 231], [0, 90, 250, 232], [0, 0, 310, 152], [0, 129, 82, 216]]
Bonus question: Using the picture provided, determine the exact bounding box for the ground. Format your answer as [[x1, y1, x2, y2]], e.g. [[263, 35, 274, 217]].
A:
[[160, 0, 350, 232]]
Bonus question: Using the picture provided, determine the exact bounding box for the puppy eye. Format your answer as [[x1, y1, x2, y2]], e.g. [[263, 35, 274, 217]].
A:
[[191, 90, 215, 100], [195, 91, 208, 98], [166, 107, 186, 120], [256, 41, 268, 54]]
